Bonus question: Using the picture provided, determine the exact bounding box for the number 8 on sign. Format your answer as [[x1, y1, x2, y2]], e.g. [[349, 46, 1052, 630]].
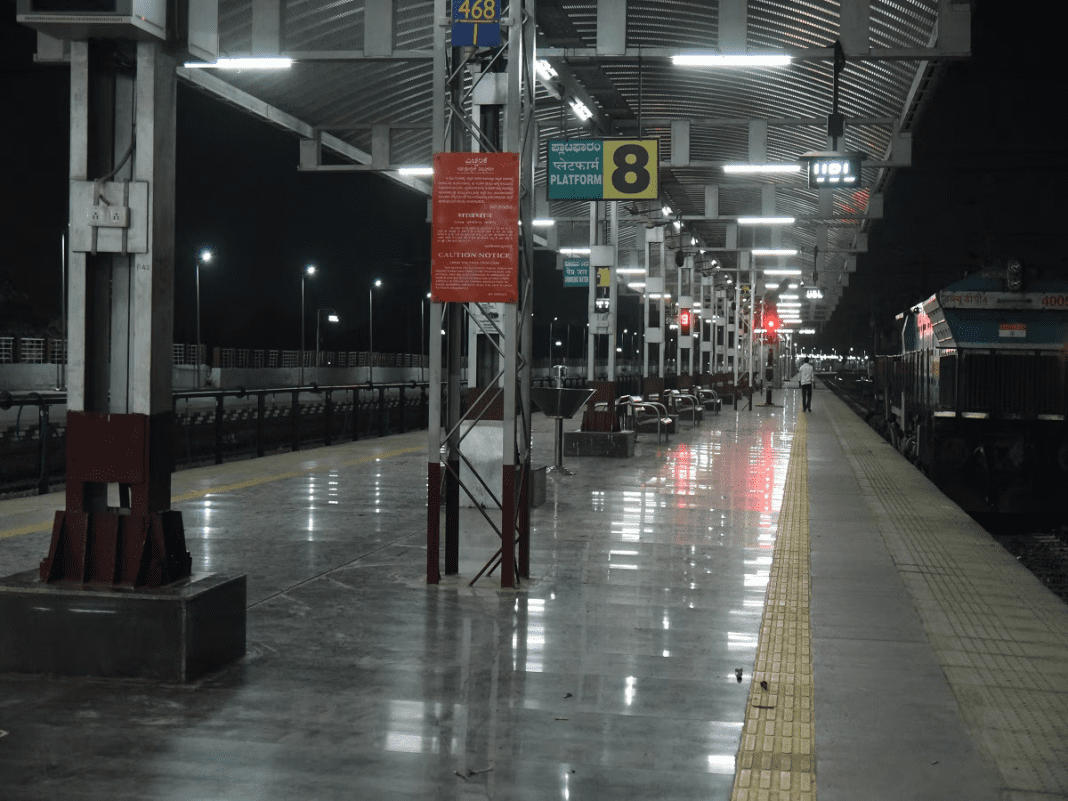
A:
[[602, 140, 659, 199]]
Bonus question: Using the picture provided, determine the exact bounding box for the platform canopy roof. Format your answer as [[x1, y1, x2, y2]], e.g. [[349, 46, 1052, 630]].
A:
[[177, 0, 971, 325]]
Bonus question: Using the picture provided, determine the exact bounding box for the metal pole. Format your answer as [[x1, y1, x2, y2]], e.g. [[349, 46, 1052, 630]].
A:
[[195, 260, 201, 390], [733, 279, 740, 397], [748, 265, 755, 411], [300, 274, 305, 387], [59, 232, 66, 390], [315, 309, 321, 375], [369, 285, 374, 387]]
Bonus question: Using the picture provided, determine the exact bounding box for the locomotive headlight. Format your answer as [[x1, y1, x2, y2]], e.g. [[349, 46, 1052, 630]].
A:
[[1006, 258, 1024, 291]]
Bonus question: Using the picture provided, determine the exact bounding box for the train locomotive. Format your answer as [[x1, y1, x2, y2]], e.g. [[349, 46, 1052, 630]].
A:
[[875, 265, 1068, 518]]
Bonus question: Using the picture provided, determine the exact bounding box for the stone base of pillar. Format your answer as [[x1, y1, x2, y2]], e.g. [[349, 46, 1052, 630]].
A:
[[0, 571, 246, 682]]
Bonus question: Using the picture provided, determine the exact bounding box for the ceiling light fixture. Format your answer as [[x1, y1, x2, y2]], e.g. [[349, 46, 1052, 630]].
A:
[[398, 166, 434, 176], [673, 54, 792, 67], [535, 59, 558, 80], [723, 164, 800, 174], [184, 57, 293, 69], [752, 248, 798, 256], [569, 99, 593, 121], [738, 216, 795, 225]]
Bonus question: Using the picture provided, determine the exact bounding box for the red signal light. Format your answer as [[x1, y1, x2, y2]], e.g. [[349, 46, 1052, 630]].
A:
[[679, 308, 691, 335]]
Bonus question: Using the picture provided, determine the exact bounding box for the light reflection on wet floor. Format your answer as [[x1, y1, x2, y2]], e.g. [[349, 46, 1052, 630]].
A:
[[0, 403, 798, 800]]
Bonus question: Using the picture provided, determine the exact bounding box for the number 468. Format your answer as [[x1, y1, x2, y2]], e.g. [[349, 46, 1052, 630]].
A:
[[456, 0, 496, 20]]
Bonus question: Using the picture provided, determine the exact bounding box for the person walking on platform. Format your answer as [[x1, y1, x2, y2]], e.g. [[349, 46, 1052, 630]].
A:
[[798, 357, 814, 412]]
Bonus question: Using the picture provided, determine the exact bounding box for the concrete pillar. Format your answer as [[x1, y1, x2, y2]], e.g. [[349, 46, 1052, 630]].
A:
[[42, 37, 188, 586]]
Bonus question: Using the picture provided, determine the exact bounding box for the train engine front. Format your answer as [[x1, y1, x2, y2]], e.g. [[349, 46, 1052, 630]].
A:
[[877, 263, 1068, 517]]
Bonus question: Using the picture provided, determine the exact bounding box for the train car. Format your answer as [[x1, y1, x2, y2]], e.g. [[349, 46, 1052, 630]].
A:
[[875, 264, 1068, 517]]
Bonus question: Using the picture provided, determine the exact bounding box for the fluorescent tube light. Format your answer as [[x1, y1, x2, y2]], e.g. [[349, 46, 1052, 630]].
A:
[[763, 269, 802, 276], [184, 57, 293, 69], [723, 164, 800, 174], [617, 268, 647, 275], [569, 99, 593, 121], [560, 247, 591, 255], [535, 59, 558, 80], [398, 167, 434, 176], [738, 217, 795, 225], [533, 219, 555, 227], [752, 248, 798, 256], [673, 54, 792, 67]]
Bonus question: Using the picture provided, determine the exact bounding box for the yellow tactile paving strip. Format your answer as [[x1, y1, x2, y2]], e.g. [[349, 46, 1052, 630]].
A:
[[827, 397, 1068, 798], [732, 411, 816, 801], [0, 438, 425, 541]]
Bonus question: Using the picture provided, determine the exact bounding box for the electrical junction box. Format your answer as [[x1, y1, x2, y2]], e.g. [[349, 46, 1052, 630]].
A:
[[71, 181, 149, 254], [16, 0, 167, 41]]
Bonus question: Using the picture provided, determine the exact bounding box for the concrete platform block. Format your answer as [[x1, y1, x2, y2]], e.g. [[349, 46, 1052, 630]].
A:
[[529, 465, 547, 508], [0, 571, 246, 682], [564, 430, 636, 458]]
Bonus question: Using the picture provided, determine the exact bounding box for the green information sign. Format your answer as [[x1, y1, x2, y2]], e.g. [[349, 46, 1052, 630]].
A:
[[563, 258, 590, 287], [547, 138, 659, 201], [547, 140, 603, 200]]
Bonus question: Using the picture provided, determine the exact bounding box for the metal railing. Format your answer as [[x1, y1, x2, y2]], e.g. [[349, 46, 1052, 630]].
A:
[[0, 382, 431, 498], [0, 337, 436, 370]]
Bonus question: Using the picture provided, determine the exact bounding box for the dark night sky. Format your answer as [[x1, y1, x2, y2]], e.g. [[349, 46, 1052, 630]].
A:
[[828, 3, 1067, 352], [1, 0, 1063, 359]]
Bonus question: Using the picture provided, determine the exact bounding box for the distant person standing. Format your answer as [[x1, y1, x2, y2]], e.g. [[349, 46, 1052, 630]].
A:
[[798, 358, 815, 412]]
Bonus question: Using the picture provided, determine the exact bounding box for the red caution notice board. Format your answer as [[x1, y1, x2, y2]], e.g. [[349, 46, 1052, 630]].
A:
[[432, 151, 519, 303]]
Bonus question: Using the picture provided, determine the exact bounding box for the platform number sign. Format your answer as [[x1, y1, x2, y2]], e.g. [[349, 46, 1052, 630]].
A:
[[452, 0, 500, 47], [602, 140, 658, 199], [547, 138, 660, 200]]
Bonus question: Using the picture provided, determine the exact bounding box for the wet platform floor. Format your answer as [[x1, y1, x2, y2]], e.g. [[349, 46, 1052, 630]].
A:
[[0, 384, 1065, 800]]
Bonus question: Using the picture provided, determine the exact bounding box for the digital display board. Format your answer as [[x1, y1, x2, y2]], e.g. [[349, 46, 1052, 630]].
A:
[[808, 154, 862, 189]]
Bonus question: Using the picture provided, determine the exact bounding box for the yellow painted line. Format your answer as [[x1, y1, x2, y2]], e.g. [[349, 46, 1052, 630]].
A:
[[732, 412, 816, 801], [0, 519, 57, 541], [0, 443, 425, 541]]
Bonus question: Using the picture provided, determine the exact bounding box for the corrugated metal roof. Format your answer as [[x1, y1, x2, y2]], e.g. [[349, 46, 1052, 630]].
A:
[[182, 0, 966, 324]]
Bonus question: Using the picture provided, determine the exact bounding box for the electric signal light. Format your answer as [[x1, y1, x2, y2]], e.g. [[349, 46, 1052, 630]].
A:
[[679, 308, 692, 335]]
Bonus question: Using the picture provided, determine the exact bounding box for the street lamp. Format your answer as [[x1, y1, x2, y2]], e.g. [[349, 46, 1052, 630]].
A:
[[549, 316, 557, 362], [369, 279, 382, 385], [316, 308, 339, 373], [195, 248, 212, 388], [300, 264, 316, 386]]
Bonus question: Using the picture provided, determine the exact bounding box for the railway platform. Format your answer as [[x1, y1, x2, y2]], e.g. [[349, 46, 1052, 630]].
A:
[[0, 383, 1066, 800]]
